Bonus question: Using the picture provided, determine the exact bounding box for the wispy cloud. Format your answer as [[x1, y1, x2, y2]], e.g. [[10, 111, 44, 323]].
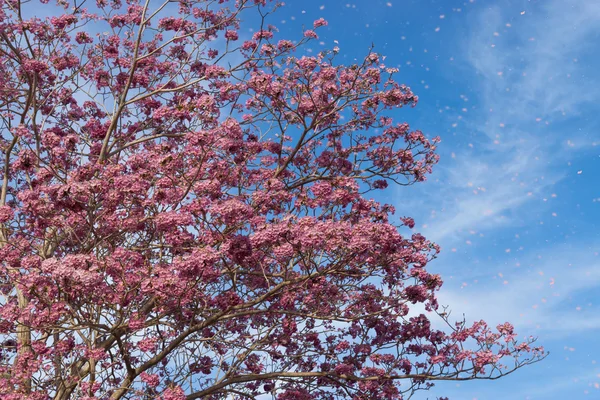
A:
[[419, 145, 556, 244], [435, 243, 600, 338], [411, 0, 600, 336], [411, 0, 600, 246], [467, 1, 600, 121], [429, 365, 600, 400]]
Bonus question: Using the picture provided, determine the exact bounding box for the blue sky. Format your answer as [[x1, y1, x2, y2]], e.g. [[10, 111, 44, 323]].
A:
[[270, 1, 600, 399]]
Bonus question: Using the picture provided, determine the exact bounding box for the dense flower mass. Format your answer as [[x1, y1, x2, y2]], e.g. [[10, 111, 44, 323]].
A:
[[0, 0, 544, 399]]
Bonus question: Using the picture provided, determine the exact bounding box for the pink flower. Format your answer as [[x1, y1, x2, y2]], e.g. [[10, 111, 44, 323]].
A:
[[225, 30, 239, 41], [128, 316, 146, 330], [50, 14, 78, 30], [75, 31, 94, 44], [303, 30, 318, 39], [313, 18, 328, 28], [277, 39, 294, 51], [140, 372, 160, 387], [0, 206, 13, 223], [430, 355, 446, 364], [252, 30, 274, 40], [162, 386, 186, 400], [137, 337, 158, 352]]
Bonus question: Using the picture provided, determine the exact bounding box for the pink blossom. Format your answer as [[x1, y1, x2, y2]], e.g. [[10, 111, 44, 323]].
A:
[[137, 337, 158, 352], [253, 30, 274, 40], [0, 206, 13, 223], [225, 30, 239, 41], [313, 18, 328, 28], [303, 30, 318, 39], [162, 386, 186, 400], [75, 31, 94, 44], [140, 372, 160, 387]]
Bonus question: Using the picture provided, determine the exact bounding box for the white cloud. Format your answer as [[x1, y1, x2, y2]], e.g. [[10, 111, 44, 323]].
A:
[[394, 0, 600, 346], [419, 145, 556, 244], [470, 1, 600, 120], [435, 244, 600, 339], [411, 0, 600, 246]]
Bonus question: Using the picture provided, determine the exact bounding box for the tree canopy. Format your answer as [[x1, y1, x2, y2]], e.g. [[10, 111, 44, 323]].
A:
[[0, 0, 545, 399]]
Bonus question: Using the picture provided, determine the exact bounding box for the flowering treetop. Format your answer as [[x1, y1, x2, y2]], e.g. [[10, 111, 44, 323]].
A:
[[0, 0, 544, 399]]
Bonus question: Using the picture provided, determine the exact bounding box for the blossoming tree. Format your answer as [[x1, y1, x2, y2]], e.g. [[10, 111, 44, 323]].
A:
[[0, 0, 545, 399]]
